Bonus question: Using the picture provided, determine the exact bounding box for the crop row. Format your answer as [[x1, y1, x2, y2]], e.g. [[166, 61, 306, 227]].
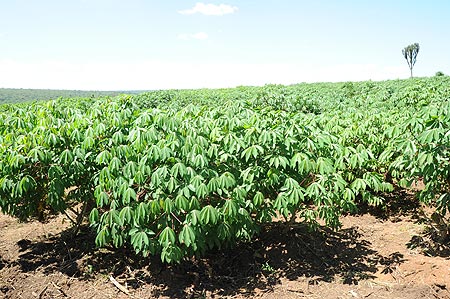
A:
[[0, 77, 449, 262]]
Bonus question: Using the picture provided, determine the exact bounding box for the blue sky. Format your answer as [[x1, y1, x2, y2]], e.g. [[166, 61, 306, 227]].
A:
[[1, 0, 449, 90]]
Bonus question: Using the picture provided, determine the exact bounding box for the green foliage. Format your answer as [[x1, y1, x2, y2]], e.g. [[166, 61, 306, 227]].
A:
[[388, 102, 450, 215], [1, 76, 450, 262], [0, 88, 136, 104]]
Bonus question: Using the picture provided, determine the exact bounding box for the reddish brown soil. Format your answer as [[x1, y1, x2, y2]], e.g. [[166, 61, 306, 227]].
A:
[[1, 197, 449, 299]]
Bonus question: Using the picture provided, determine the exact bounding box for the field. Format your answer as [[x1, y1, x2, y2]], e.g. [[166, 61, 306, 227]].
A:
[[0, 77, 450, 298], [0, 88, 146, 105]]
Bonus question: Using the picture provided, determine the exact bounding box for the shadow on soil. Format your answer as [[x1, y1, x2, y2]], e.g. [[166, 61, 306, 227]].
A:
[[407, 234, 450, 258], [14, 222, 406, 298], [354, 189, 423, 221], [356, 188, 450, 259]]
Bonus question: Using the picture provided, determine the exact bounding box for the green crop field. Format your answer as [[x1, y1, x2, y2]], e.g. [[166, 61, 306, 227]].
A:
[[1, 77, 449, 263], [0, 88, 147, 105]]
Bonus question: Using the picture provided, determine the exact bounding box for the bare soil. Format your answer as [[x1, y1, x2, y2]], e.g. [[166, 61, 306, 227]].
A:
[[1, 195, 449, 299]]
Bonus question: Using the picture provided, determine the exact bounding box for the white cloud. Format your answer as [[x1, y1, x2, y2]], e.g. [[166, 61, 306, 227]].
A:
[[178, 2, 238, 16], [192, 32, 209, 40], [177, 32, 209, 40]]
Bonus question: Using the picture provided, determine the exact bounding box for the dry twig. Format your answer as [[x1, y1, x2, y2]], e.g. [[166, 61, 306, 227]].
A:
[[109, 275, 131, 296]]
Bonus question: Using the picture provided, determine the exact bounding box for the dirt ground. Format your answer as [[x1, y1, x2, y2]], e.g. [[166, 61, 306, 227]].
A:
[[0, 196, 449, 299]]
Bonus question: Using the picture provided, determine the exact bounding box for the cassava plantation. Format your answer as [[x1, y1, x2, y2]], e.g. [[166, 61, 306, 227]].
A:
[[1, 77, 449, 298]]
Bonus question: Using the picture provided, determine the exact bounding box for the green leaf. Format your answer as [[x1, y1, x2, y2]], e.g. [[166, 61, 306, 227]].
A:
[[179, 225, 196, 247], [130, 230, 150, 253], [119, 206, 133, 224], [343, 188, 355, 202], [96, 191, 109, 207], [223, 199, 238, 218], [134, 171, 145, 185], [274, 192, 288, 210], [82, 136, 95, 150], [217, 222, 232, 240], [95, 227, 110, 247], [219, 172, 236, 189], [419, 128, 441, 143], [107, 209, 122, 226], [134, 202, 148, 224], [28, 146, 45, 162], [164, 198, 174, 213], [167, 176, 177, 193], [196, 183, 208, 199], [89, 208, 99, 223], [190, 175, 203, 189], [109, 157, 122, 173], [175, 194, 189, 211], [123, 187, 136, 205], [96, 150, 111, 165], [306, 182, 325, 197], [207, 177, 220, 193], [253, 191, 264, 207], [171, 162, 187, 178], [19, 175, 36, 193], [291, 152, 313, 173], [187, 209, 200, 226], [161, 244, 182, 263], [350, 178, 368, 193], [159, 227, 176, 247], [288, 187, 304, 205], [200, 205, 218, 225], [316, 157, 334, 174]]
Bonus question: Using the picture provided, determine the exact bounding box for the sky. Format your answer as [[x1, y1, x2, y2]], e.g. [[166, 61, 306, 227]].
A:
[[1, 0, 449, 90]]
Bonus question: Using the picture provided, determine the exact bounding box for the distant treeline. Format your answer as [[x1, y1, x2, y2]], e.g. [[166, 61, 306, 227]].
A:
[[0, 88, 148, 104]]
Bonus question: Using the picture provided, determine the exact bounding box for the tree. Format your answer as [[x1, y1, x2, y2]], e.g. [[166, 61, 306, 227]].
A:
[[402, 43, 420, 78]]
